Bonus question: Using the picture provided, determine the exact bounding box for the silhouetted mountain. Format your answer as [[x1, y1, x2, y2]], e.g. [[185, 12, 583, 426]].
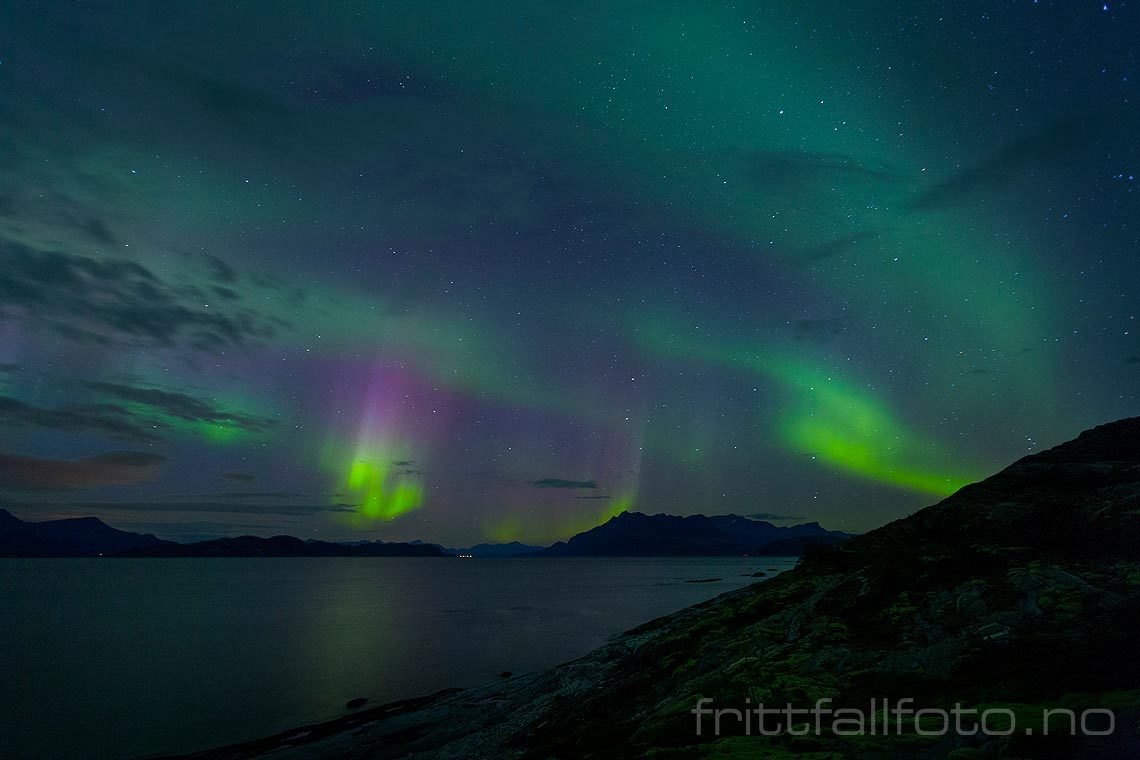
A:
[[0, 506, 845, 559], [448, 541, 545, 558], [118, 534, 452, 557], [744, 533, 849, 555], [0, 509, 171, 557], [537, 513, 749, 556], [190, 417, 1140, 759], [534, 511, 849, 556], [709, 514, 838, 543]]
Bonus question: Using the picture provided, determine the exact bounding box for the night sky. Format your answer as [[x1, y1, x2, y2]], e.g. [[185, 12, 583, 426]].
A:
[[0, 1, 1137, 545]]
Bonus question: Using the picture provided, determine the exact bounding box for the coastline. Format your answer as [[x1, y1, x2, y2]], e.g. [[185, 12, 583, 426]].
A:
[[152, 688, 466, 760], [154, 576, 763, 760], [4, 556, 787, 759]]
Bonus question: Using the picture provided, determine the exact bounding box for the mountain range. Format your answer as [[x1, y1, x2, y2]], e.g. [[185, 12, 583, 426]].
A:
[[117, 535, 451, 557], [0, 509, 844, 558], [177, 417, 1140, 759], [0, 511, 448, 558], [449, 541, 545, 558], [0, 508, 170, 557], [535, 512, 849, 556]]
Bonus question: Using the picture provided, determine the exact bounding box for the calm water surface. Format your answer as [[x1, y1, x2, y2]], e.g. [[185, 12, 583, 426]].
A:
[[0, 556, 795, 759]]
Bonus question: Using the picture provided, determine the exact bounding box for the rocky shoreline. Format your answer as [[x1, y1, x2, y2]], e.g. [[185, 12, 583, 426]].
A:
[[159, 578, 756, 760], [164, 419, 1140, 759]]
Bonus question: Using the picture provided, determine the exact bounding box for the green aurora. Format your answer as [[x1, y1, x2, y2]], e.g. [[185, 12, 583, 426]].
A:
[[0, 1, 1136, 544]]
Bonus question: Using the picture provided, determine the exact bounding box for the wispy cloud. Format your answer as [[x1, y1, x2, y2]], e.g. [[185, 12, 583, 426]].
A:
[[88, 501, 357, 516], [745, 512, 807, 523], [799, 230, 880, 263], [0, 451, 168, 491], [85, 381, 275, 434], [0, 241, 279, 350], [532, 478, 597, 489], [223, 471, 256, 482], [907, 116, 1089, 211], [0, 394, 161, 443]]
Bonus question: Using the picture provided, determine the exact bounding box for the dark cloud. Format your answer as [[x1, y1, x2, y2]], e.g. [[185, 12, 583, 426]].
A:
[[67, 501, 356, 516], [573, 495, 611, 500], [800, 230, 880, 263], [740, 150, 904, 188], [790, 317, 846, 342], [287, 62, 455, 103], [85, 381, 275, 433], [745, 512, 807, 523], [392, 460, 416, 466], [64, 36, 292, 129], [532, 478, 597, 489], [183, 491, 306, 500], [114, 520, 293, 543], [81, 217, 118, 246], [0, 451, 167, 491], [203, 254, 238, 283], [1125, 356, 1140, 366], [223, 472, 256, 482], [0, 178, 120, 248], [0, 242, 278, 350], [0, 363, 20, 373], [0, 394, 161, 443], [908, 116, 1091, 211], [0, 382, 274, 444], [149, 60, 289, 126]]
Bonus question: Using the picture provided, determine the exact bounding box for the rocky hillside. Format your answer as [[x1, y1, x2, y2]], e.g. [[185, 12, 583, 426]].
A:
[[173, 418, 1140, 760]]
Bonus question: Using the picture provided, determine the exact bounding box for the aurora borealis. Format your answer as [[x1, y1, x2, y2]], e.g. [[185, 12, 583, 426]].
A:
[[0, 1, 1136, 545]]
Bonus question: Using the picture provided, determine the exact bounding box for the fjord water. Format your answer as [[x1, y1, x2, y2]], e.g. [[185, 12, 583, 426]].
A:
[[0, 556, 793, 759]]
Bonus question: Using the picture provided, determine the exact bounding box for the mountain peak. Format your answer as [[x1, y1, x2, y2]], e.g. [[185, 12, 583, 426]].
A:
[[514, 417, 1140, 759], [1019, 416, 1140, 465], [0, 510, 171, 557], [64, 515, 109, 526], [848, 417, 1140, 562], [538, 510, 848, 557]]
